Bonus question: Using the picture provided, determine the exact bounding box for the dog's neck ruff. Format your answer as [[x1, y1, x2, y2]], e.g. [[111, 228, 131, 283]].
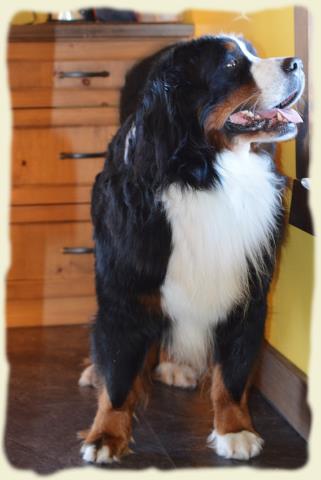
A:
[[160, 147, 284, 372]]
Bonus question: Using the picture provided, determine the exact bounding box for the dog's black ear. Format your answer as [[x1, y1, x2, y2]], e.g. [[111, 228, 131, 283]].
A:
[[136, 77, 178, 175], [131, 70, 217, 189], [120, 45, 173, 123]]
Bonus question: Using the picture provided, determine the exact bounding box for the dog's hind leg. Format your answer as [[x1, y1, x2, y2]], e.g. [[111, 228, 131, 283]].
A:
[[78, 364, 98, 388], [153, 349, 199, 389], [79, 352, 199, 391]]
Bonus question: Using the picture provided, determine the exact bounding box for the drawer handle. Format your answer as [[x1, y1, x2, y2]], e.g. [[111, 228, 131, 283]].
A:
[[58, 70, 110, 79], [60, 152, 106, 160], [62, 247, 94, 255]]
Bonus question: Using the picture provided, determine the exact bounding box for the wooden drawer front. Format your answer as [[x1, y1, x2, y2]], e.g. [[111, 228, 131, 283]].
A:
[[9, 59, 136, 89], [8, 220, 94, 283], [7, 276, 95, 301], [12, 185, 93, 206], [12, 126, 116, 185], [10, 203, 91, 224], [8, 39, 184, 61], [11, 88, 120, 109], [6, 296, 97, 327], [13, 106, 119, 127]]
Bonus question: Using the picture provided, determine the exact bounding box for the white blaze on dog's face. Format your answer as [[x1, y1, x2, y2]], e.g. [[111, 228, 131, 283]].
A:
[[234, 36, 305, 109]]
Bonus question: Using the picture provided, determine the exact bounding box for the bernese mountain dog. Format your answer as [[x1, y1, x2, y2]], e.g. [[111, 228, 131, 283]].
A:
[[79, 34, 305, 463]]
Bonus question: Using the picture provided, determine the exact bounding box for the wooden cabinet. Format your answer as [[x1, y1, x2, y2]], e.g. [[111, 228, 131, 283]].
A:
[[6, 22, 193, 327], [8, 220, 94, 284], [12, 126, 116, 186], [9, 59, 136, 89]]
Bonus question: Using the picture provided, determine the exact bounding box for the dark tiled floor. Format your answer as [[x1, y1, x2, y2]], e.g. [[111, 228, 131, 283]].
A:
[[5, 325, 308, 473]]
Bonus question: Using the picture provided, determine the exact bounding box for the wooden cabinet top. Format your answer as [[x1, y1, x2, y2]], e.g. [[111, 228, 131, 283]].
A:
[[8, 22, 194, 42]]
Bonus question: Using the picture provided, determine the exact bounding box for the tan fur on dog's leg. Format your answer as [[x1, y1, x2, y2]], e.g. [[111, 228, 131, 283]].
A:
[[80, 345, 156, 464], [80, 379, 142, 463], [207, 365, 264, 460], [81, 386, 134, 462]]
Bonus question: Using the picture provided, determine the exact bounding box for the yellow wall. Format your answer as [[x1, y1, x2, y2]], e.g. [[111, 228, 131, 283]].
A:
[[182, 7, 313, 373], [267, 226, 313, 373]]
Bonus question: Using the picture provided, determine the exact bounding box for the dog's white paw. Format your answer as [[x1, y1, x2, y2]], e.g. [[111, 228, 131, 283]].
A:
[[207, 429, 264, 460], [153, 361, 198, 389], [80, 443, 120, 464], [78, 365, 95, 387]]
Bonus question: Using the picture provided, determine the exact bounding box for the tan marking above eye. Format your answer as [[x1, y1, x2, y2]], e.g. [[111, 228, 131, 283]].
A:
[[224, 41, 237, 52]]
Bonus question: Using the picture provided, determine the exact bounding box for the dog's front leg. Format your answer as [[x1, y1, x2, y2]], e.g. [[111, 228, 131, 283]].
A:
[[80, 300, 161, 464], [79, 381, 137, 463], [208, 297, 267, 460]]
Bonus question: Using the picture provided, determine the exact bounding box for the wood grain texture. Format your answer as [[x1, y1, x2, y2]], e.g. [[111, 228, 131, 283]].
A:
[[10, 203, 91, 224], [8, 22, 194, 42], [6, 297, 96, 327], [294, 6, 310, 180], [6, 25, 193, 328], [11, 184, 92, 206], [12, 126, 115, 185], [8, 38, 185, 61], [8, 221, 94, 281], [13, 107, 119, 127], [7, 277, 95, 301], [11, 88, 120, 109], [289, 6, 312, 235], [255, 341, 311, 440], [10, 203, 91, 223], [9, 59, 136, 89]]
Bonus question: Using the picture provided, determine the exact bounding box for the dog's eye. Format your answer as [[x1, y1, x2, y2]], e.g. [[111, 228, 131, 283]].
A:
[[225, 59, 238, 69]]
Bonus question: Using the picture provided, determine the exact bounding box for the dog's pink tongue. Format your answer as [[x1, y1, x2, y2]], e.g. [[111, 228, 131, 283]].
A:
[[279, 108, 303, 123], [259, 108, 303, 123], [229, 108, 303, 125]]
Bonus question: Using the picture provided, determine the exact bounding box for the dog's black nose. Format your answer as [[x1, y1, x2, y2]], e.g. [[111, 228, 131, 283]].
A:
[[282, 57, 303, 74]]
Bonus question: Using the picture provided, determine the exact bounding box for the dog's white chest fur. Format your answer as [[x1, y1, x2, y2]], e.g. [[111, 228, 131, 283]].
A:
[[161, 148, 282, 371]]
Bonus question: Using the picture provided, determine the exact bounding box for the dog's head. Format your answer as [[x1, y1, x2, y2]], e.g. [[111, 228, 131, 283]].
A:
[[199, 35, 305, 146], [127, 35, 305, 185]]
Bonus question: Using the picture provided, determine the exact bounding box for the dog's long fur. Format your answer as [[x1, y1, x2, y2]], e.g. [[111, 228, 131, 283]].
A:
[[80, 34, 304, 462]]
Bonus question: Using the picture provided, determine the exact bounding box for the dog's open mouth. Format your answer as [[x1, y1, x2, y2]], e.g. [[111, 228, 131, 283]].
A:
[[224, 91, 303, 134]]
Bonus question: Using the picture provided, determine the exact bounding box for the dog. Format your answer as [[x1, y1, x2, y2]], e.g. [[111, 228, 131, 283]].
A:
[[79, 34, 305, 463]]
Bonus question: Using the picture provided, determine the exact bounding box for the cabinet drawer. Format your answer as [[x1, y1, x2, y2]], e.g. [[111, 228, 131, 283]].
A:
[[13, 106, 119, 127], [8, 39, 185, 61], [11, 88, 120, 109], [9, 59, 136, 89], [10, 203, 91, 224], [12, 126, 116, 186], [8, 220, 94, 283], [7, 277, 95, 301], [6, 296, 97, 327], [11, 185, 93, 206]]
